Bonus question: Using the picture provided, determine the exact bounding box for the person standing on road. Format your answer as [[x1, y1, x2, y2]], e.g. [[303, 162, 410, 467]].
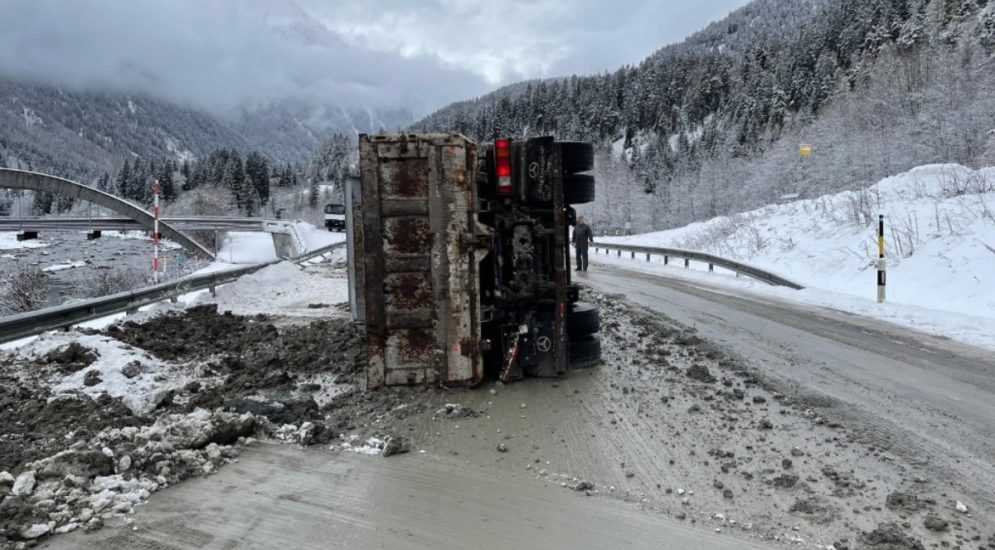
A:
[[572, 217, 594, 272]]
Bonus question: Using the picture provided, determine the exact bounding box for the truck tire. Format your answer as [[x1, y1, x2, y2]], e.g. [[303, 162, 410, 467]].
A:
[[567, 302, 599, 338], [563, 174, 595, 205], [569, 335, 602, 369], [560, 142, 594, 173]]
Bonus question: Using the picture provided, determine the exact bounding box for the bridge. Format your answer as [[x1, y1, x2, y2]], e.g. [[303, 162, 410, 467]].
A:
[[0, 168, 215, 259]]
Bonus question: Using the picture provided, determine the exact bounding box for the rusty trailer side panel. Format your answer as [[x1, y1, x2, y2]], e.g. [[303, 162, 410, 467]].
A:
[[359, 134, 483, 387]]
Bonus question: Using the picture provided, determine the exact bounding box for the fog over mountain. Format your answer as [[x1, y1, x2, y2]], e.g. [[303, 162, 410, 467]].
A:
[[0, 0, 749, 117]]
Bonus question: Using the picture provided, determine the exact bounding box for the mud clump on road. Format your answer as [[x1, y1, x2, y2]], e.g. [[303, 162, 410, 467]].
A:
[[0, 409, 256, 547], [0, 374, 144, 473], [885, 491, 932, 512], [0, 304, 369, 547], [106, 304, 365, 402], [858, 522, 926, 550], [789, 496, 839, 524], [107, 304, 364, 383], [43, 342, 98, 374], [686, 363, 715, 383]]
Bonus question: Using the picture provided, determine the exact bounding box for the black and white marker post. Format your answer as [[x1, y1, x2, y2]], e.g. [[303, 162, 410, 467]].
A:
[[877, 214, 886, 303]]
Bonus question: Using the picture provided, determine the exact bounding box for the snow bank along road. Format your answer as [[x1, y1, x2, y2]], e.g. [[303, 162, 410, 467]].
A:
[[578, 266, 995, 511]]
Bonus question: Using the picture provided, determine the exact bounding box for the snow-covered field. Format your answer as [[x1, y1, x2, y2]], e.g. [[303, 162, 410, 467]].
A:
[[0, 233, 50, 250], [598, 164, 995, 347]]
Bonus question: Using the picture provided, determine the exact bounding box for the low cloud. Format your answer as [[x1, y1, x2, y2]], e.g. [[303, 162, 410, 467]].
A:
[[0, 0, 749, 116]]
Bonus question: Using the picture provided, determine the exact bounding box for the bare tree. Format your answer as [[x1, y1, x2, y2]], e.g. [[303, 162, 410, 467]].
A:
[[0, 266, 49, 315], [71, 267, 150, 299]]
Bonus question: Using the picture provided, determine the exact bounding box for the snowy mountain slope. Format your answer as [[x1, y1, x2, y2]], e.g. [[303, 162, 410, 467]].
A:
[[602, 164, 995, 320], [0, 77, 250, 180]]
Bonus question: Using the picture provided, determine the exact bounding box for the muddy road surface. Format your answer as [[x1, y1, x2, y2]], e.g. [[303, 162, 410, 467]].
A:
[[40, 443, 772, 550], [5, 259, 994, 550], [583, 266, 995, 539]]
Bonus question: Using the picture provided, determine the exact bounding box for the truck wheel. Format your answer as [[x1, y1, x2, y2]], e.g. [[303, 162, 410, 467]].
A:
[[569, 335, 602, 369], [567, 301, 599, 338], [560, 142, 594, 173], [563, 174, 595, 205]]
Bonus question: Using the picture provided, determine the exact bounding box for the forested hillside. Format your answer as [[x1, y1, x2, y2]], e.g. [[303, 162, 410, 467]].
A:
[[0, 77, 249, 184], [414, 0, 995, 233], [0, 77, 405, 189]]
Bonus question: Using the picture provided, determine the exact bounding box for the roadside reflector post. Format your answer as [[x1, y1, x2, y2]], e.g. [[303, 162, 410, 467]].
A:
[[709, 263, 714, 273], [646, 253, 651, 262], [684, 258, 690, 269], [617, 250, 621, 257], [152, 180, 161, 284], [664, 255, 669, 265], [877, 215, 886, 303], [631, 251, 635, 259]]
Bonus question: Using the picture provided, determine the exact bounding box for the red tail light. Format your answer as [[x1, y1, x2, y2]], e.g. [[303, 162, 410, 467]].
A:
[[495, 139, 512, 196]]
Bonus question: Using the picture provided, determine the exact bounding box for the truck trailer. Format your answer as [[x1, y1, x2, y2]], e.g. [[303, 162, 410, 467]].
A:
[[348, 134, 601, 387]]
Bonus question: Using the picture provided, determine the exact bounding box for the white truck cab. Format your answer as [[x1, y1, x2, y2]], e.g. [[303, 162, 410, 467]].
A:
[[324, 203, 346, 231]]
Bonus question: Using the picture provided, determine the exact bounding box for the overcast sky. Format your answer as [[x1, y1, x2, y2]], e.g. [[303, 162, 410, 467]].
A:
[[0, 0, 750, 117]]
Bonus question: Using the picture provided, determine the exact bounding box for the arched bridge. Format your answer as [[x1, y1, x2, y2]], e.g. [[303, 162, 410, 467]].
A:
[[0, 168, 214, 259]]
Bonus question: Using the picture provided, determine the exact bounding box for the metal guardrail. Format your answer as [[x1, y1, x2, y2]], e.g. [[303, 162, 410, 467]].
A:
[[0, 217, 273, 232], [0, 241, 345, 344], [592, 242, 804, 290]]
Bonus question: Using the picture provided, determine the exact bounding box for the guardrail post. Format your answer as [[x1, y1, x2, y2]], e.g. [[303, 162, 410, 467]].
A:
[[684, 259, 690, 268], [646, 253, 651, 262], [709, 263, 714, 273], [170, 296, 179, 304], [209, 285, 217, 297], [630, 251, 635, 259], [617, 250, 621, 257], [664, 255, 669, 265]]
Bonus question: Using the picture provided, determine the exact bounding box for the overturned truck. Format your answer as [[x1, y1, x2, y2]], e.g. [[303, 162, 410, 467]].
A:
[[348, 134, 601, 388]]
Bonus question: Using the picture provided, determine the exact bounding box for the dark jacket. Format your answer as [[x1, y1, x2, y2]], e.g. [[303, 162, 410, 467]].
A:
[[573, 223, 594, 249]]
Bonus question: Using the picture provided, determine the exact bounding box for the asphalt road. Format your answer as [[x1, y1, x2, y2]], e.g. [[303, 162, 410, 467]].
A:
[[579, 265, 995, 511], [41, 443, 769, 550]]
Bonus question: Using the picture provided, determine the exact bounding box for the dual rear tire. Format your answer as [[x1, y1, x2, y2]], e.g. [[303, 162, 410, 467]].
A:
[[560, 142, 595, 206], [567, 301, 601, 369]]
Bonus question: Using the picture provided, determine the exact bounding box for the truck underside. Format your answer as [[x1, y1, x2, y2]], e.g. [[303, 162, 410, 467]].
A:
[[351, 134, 601, 387]]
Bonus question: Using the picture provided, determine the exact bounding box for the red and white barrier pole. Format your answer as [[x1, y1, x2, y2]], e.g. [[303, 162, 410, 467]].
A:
[[153, 179, 160, 284]]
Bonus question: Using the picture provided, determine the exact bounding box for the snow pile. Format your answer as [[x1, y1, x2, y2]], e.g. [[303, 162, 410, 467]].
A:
[[0, 233, 49, 250], [42, 260, 88, 273], [0, 409, 256, 541], [216, 231, 277, 264], [14, 334, 208, 416], [337, 435, 387, 456], [198, 260, 348, 317], [602, 164, 995, 321]]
